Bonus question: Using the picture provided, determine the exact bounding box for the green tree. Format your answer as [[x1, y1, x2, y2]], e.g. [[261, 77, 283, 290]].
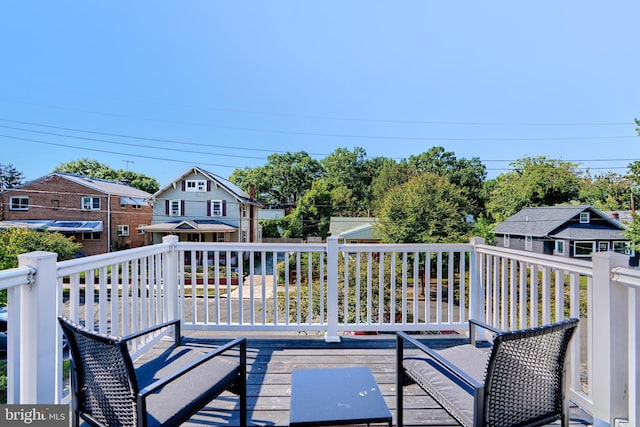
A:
[[0, 228, 82, 305], [230, 152, 324, 206], [0, 164, 25, 191], [486, 156, 581, 222], [321, 147, 379, 215], [408, 147, 487, 216], [53, 158, 160, 193], [374, 173, 472, 243], [286, 180, 335, 238], [371, 159, 414, 208], [578, 171, 632, 211]]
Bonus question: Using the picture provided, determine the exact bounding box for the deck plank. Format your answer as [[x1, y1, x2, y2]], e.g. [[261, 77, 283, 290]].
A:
[[174, 334, 593, 427]]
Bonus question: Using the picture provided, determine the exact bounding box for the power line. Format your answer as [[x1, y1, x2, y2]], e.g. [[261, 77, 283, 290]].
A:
[[5, 97, 635, 127], [0, 113, 636, 142]]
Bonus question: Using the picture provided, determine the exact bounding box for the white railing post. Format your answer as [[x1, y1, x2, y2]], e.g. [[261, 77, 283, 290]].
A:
[[17, 251, 58, 404], [162, 235, 179, 325], [591, 251, 629, 426], [469, 237, 485, 323], [325, 237, 340, 342]]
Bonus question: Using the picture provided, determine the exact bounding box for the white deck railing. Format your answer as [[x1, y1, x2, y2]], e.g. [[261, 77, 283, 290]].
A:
[[0, 236, 637, 426]]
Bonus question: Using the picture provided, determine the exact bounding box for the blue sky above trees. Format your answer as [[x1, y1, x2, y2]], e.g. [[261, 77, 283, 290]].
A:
[[0, 1, 638, 185]]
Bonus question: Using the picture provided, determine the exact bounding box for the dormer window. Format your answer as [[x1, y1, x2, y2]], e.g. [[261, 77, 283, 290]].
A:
[[185, 180, 207, 192], [580, 212, 590, 223]]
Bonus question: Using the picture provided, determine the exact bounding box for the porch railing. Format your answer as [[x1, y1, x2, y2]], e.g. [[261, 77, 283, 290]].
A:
[[0, 236, 636, 426]]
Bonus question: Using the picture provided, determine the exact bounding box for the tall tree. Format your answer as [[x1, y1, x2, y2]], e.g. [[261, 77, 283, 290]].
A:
[[230, 151, 324, 206], [374, 172, 472, 243], [407, 147, 487, 216], [486, 156, 581, 222], [371, 159, 414, 208], [0, 163, 25, 191], [320, 147, 377, 215], [578, 171, 632, 211], [53, 158, 160, 193]]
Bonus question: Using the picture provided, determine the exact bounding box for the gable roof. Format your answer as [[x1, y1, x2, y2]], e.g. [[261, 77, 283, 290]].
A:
[[151, 166, 260, 206], [15, 172, 152, 199], [493, 205, 626, 238]]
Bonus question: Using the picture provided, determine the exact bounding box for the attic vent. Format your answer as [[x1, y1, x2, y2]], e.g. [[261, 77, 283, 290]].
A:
[[525, 215, 528, 223]]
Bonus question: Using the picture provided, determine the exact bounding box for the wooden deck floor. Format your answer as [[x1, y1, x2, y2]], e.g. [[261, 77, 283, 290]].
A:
[[171, 331, 593, 427]]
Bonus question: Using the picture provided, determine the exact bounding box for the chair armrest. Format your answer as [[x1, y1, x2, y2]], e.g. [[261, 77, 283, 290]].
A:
[[121, 320, 181, 346], [138, 337, 246, 398], [469, 319, 500, 346], [396, 332, 483, 391]]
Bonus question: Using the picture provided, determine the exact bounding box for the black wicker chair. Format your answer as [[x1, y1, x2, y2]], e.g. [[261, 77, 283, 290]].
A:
[[396, 318, 579, 427], [59, 316, 247, 427]]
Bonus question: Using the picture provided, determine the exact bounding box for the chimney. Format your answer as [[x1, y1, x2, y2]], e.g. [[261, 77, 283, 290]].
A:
[[249, 184, 256, 200], [120, 178, 131, 186], [611, 212, 620, 220]]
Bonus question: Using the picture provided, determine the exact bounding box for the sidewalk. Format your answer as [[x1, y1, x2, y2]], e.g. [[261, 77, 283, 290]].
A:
[[229, 274, 276, 299]]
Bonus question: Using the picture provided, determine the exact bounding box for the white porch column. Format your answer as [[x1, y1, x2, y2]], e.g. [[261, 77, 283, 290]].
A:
[[469, 237, 485, 323], [17, 251, 58, 404], [325, 236, 341, 342], [591, 251, 629, 426], [162, 235, 180, 326]]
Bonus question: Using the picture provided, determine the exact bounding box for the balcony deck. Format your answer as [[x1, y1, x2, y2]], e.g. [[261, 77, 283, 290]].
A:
[[170, 331, 593, 427]]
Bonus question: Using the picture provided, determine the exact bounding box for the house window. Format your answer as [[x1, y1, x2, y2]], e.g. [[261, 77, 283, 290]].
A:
[[169, 200, 182, 216], [503, 234, 510, 248], [9, 196, 29, 210], [580, 212, 590, 224], [215, 233, 225, 242], [598, 242, 610, 252], [82, 196, 100, 211], [555, 241, 565, 256], [51, 200, 59, 210], [185, 180, 207, 192], [613, 241, 633, 255], [117, 225, 130, 236], [211, 200, 223, 216], [132, 204, 142, 210], [242, 230, 247, 242], [138, 224, 146, 235], [574, 241, 595, 257], [525, 236, 533, 251], [82, 232, 101, 240], [242, 205, 247, 218]]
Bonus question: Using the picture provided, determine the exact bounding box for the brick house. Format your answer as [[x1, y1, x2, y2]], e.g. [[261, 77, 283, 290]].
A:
[[0, 173, 153, 256], [140, 167, 261, 244]]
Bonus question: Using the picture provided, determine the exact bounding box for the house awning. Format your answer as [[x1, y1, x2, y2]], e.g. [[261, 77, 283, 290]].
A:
[[120, 197, 148, 206], [0, 220, 103, 233], [139, 220, 237, 233], [48, 221, 104, 233]]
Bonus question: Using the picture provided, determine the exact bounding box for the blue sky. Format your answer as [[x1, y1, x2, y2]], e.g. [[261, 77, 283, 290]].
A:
[[1, 1, 638, 186]]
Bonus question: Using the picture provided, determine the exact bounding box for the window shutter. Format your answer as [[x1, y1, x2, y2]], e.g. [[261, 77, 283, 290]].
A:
[[181, 200, 185, 215], [222, 200, 227, 216], [181, 180, 186, 191], [207, 181, 211, 191], [207, 200, 211, 216], [165, 200, 169, 215]]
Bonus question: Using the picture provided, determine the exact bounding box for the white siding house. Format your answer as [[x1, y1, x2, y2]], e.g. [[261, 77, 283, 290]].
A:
[[141, 166, 262, 243]]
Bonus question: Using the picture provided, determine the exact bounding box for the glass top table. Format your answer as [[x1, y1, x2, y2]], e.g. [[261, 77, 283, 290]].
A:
[[289, 366, 393, 426]]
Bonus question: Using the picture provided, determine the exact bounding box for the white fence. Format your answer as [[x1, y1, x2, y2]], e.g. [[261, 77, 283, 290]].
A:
[[0, 236, 637, 426]]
